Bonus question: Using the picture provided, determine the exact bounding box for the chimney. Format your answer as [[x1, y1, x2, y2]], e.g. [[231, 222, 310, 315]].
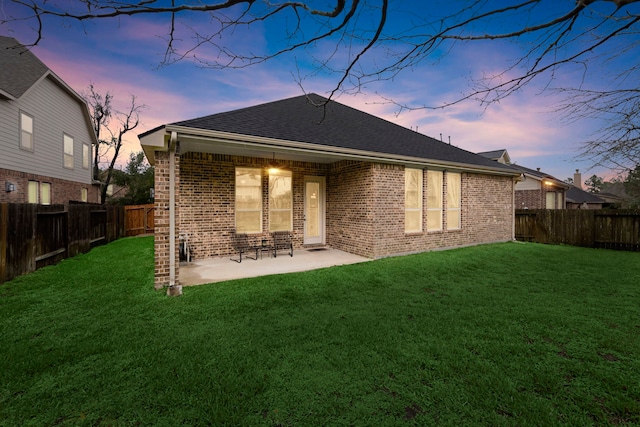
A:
[[574, 169, 582, 189]]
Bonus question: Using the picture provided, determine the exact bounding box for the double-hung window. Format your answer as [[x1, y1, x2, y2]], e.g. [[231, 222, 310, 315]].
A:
[[20, 112, 34, 151], [82, 144, 90, 169], [405, 168, 422, 233], [427, 170, 443, 231], [63, 134, 74, 169], [28, 181, 51, 204], [235, 167, 262, 233], [269, 170, 292, 231], [28, 181, 39, 204], [446, 172, 461, 230]]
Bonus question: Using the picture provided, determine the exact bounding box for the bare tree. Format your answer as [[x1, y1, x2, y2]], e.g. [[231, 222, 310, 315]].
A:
[[84, 85, 144, 203], [5, 0, 640, 168]]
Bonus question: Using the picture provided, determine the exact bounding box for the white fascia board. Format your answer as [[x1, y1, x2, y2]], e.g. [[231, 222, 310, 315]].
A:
[[165, 125, 521, 177], [139, 126, 169, 165]]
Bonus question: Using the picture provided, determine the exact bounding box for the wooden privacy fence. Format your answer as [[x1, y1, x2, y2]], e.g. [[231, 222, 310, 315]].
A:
[[124, 204, 154, 236], [515, 209, 640, 251], [0, 203, 125, 283]]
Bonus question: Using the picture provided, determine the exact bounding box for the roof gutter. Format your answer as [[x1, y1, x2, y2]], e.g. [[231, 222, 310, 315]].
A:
[[163, 125, 521, 178]]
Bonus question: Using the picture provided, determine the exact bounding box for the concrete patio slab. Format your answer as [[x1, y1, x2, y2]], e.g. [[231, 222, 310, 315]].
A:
[[179, 248, 371, 286]]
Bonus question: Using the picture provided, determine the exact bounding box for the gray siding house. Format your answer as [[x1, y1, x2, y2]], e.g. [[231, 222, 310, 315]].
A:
[[0, 36, 99, 204]]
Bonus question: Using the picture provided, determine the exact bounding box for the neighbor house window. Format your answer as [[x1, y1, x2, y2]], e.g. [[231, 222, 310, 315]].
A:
[[81, 188, 88, 202], [446, 172, 461, 230], [40, 183, 51, 205], [546, 192, 559, 210], [405, 168, 423, 233], [63, 134, 74, 169], [427, 170, 443, 231], [28, 181, 38, 204], [269, 170, 292, 231], [235, 167, 262, 233], [82, 144, 90, 169], [20, 112, 34, 151]]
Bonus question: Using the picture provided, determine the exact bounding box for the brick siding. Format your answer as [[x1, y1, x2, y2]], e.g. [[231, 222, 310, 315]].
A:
[[153, 152, 516, 287], [0, 168, 99, 204]]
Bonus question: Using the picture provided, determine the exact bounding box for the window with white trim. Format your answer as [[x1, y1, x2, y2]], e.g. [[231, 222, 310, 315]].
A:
[[40, 183, 51, 205], [235, 167, 262, 233], [427, 170, 443, 231], [446, 172, 461, 230], [405, 168, 422, 233], [269, 170, 292, 231], [63, 134, 74, 169], [81, 188, 88, 202], [82, 144, 90, 169], [20, 112, 34, 151], [28, 181, 38, 204]]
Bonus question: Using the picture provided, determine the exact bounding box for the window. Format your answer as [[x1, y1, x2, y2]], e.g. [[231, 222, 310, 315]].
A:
[[427, 170, 443, 231], [269, 170, 292, 231], [28, 181, 38, 204], [546, 192, 556, 210], [82, 144, 90, 169], [20, 112, 34, 150], [28, 181, 52, 204], [235, 167, 262, 233], [81, 188, 88, 202], [63, 134, 74, 169], [40, 183, 51, 205], [405, 168, 422, 232], [446, 172, 461, 230]]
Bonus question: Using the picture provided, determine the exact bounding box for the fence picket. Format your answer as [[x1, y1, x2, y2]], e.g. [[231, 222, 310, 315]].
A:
[[515, 209, 640, 251]]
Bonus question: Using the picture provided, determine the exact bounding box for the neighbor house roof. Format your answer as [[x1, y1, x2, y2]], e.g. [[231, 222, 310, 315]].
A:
[[141, 94, 518, 175], [0, 36, 50, 100], [566, 187, 605, 204], [509, 163, 571, 189], [478, 149, 511, 164], [0, 36, 98, 146]]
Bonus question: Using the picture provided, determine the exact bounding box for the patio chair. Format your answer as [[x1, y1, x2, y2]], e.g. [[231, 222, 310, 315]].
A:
[[272, 231, 293, 258], [230, 230, 259, 263]]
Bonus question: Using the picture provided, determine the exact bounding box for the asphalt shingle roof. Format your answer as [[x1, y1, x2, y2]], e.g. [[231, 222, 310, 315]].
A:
[[566, 187, 606, 204], [0, 36, 49, 99], [170, 94, 516, 172]]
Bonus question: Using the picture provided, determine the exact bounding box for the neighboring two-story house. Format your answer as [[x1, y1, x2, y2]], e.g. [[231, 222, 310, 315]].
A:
[[0, 36, 99, 204]]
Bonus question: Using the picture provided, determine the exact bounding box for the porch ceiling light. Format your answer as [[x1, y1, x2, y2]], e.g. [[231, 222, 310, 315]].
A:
[[267, 152, 281, 173]]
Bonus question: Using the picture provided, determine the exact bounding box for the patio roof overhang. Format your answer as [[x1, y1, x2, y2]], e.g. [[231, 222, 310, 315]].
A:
[[140, 125, 521, 177]]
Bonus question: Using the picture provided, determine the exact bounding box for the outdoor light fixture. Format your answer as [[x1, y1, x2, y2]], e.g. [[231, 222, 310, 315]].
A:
[[267, 152, 281, 173], [5, 181, 15, 192]]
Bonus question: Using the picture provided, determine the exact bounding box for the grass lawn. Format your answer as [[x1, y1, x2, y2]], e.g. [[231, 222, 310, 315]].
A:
[[1, 237, 639, 426]]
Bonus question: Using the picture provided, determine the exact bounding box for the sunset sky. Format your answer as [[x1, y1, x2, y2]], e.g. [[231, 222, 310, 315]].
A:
[[2, 0, 637, 182]]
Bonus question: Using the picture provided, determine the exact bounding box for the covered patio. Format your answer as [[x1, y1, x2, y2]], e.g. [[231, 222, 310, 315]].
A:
[[179, 247, 370, 286]]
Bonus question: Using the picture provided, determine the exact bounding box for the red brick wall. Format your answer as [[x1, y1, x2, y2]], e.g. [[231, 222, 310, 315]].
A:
[[153, 153, 516, 286], [0, 168, 99, 204], [516, 189, 566, 209], [153, 150, 180, 289]]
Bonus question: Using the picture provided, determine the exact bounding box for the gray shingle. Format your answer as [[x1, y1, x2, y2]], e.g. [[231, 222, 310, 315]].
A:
[[171, 94, 515, 171], [0, 36, 49, 99]]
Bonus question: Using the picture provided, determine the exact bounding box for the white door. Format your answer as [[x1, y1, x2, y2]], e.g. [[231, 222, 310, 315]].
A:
[[304, 176, 325, 245]]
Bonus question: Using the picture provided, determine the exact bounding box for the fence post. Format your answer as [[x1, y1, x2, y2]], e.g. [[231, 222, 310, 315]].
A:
[[0, 203, 7, 283]]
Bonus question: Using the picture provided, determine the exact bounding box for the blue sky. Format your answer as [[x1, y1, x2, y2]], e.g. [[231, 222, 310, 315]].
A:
[[2, 0, 636, 182]]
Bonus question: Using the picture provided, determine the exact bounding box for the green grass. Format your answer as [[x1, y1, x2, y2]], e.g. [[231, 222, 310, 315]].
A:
[[1, 237, 639, 426]]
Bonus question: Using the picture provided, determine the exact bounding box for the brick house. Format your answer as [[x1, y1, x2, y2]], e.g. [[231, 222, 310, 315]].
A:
[[478, 150, 571, 210], [509, 164, 571, 209], [140, 94, 520, 292], [0, 36, 99, 205]]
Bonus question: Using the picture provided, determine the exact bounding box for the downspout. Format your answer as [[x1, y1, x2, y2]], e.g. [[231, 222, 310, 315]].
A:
[[167, 131, 182, 296]]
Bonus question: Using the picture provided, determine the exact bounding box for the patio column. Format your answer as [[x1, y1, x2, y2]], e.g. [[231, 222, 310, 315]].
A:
[[153, 140, 181, 295]]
